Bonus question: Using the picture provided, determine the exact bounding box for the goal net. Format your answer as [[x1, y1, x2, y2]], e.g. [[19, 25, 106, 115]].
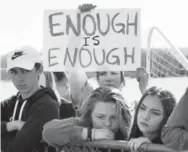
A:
[[147, 27, 188, 78]]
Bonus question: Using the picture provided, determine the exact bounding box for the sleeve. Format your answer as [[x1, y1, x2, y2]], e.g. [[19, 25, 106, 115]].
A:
[[4, 99, 59, 152], [161, 88, 188, 150], [77, 80, 96, 116], [79, 80, 95, 105], [71, 75, 96, 113], [42, 118, 85, 147], [69, 70, 88, 102], [1, 97, 14, 135], [1, 121, 8, 134]]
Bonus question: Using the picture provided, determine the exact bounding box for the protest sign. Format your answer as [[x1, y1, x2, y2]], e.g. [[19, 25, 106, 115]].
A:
[[43, 9, 140, 71]]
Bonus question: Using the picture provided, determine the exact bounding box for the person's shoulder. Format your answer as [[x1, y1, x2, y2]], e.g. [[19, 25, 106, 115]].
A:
[[184, 87, 188, 96], [81, 79, 96, 95], [31, 88, 59, 110], [178, 87, 188, 105], [35, 88, 58, 101], [60, 97, 72, 104]]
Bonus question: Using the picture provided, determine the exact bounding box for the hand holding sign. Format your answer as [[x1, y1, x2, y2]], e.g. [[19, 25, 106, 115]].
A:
[[136, 67, 149, 94], [78, 4, 97, 13]]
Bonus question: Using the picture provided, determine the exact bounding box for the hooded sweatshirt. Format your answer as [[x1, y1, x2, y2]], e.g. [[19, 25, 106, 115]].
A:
[[1, 87, 59, 152]]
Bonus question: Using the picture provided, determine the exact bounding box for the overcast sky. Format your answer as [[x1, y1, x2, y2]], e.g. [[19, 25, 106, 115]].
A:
[[0, 0, 187, 55]]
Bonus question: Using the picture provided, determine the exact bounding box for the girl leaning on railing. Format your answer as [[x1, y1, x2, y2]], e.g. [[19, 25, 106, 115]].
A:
[[42, 86, 132, 152]]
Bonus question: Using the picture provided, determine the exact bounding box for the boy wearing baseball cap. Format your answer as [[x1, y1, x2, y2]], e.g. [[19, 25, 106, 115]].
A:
[[1, 46, 59, 152]]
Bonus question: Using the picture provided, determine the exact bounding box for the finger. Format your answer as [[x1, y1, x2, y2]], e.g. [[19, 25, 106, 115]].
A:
[[127, 141, 132, 150], [131, 141, 136, 151], [133, 142, 140, 151], [92, 5, 97, 9], [132, 141, 137, 151], [128, 140, 135, 151]]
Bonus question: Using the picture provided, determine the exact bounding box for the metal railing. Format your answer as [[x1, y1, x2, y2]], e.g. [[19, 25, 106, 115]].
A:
[[58, 140, 176, 152]]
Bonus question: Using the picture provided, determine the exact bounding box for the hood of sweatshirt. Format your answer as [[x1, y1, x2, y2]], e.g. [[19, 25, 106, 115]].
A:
[[27, 87, 58, 103]]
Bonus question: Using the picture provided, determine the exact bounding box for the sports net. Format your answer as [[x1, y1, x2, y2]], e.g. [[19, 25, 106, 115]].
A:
[[147, 27, 188, 78]]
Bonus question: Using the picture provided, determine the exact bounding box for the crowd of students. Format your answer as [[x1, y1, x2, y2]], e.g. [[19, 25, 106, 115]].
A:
[[1, 4, 188, 152]]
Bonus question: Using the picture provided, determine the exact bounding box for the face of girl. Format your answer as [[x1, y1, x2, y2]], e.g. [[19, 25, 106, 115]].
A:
[[98, 71, 122, 89], [137, 95, 165, 137], [91, 101, 118, 132]]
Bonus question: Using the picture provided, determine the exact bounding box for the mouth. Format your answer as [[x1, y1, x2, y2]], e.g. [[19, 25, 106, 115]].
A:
[[103, 83, 115, 87], [140, 122, 149, 127], [17, 85, 27, 88]]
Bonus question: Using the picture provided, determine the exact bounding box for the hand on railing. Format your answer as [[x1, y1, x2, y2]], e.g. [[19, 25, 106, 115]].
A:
[[128, 137, 151, 152]]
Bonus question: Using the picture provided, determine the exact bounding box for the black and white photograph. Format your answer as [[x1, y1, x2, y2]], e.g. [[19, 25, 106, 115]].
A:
[[1, 0, 188, 152]]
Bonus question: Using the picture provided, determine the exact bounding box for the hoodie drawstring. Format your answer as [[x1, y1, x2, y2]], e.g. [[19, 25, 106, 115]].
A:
[[12, 99, 27, 121]]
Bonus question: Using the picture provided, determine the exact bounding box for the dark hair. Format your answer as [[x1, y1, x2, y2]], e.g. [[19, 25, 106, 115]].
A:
[[34, 63, 42, 71], [53, 72, 68, 83], [96, 71, 125, 88], [80, 86, 131, 140], [129, 86, 176, 140]]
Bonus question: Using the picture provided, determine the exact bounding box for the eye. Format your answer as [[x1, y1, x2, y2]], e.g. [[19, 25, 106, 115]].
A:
[[22, 69, 30, 74], [99, 72, 107, 76], [152, 111, 161, 116], [9, 70, 17, 75], [111, 72, 118, 75], [111, 115, 117, 120], [97, 115, 105, 119]]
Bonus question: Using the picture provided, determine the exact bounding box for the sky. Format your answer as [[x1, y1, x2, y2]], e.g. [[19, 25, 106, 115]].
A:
[[0, 0, 188, 55]]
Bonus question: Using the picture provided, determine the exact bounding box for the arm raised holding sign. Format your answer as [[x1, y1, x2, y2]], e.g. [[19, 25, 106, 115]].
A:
[[67, 4, 148, 115], [67, 4, 97, 114]]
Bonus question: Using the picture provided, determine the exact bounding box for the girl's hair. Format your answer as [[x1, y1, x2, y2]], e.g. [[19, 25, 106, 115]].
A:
[[79, 86, 132, 140], [129, 86, 176, 139], [34, 63, 42, 71], [53, 72, 71, 101], [96, 71, 125, 88], [53, 72, 69, 83], [42, 71, 61, 106]]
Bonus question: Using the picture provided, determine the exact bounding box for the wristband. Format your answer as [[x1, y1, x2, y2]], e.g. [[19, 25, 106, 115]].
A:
[[82, 128, 88, 140]]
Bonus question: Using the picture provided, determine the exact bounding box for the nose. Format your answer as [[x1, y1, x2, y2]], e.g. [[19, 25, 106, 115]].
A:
[[16, 73, 25, 82], [104, 118, 112, 128], [143, 111, 150, 121], [106, 79, 112, 82]]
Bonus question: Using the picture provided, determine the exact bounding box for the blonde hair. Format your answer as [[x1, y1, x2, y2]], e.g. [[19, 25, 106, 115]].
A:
[[42, 72, 61, 106], [80, 86, 132, 140]]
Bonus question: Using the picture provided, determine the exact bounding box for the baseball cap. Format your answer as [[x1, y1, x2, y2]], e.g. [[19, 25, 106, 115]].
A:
[[6, 46, 42, 72]]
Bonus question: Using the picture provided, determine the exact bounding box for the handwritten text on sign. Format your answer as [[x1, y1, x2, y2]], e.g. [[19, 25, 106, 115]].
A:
[[43, 9, 140, 71]]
